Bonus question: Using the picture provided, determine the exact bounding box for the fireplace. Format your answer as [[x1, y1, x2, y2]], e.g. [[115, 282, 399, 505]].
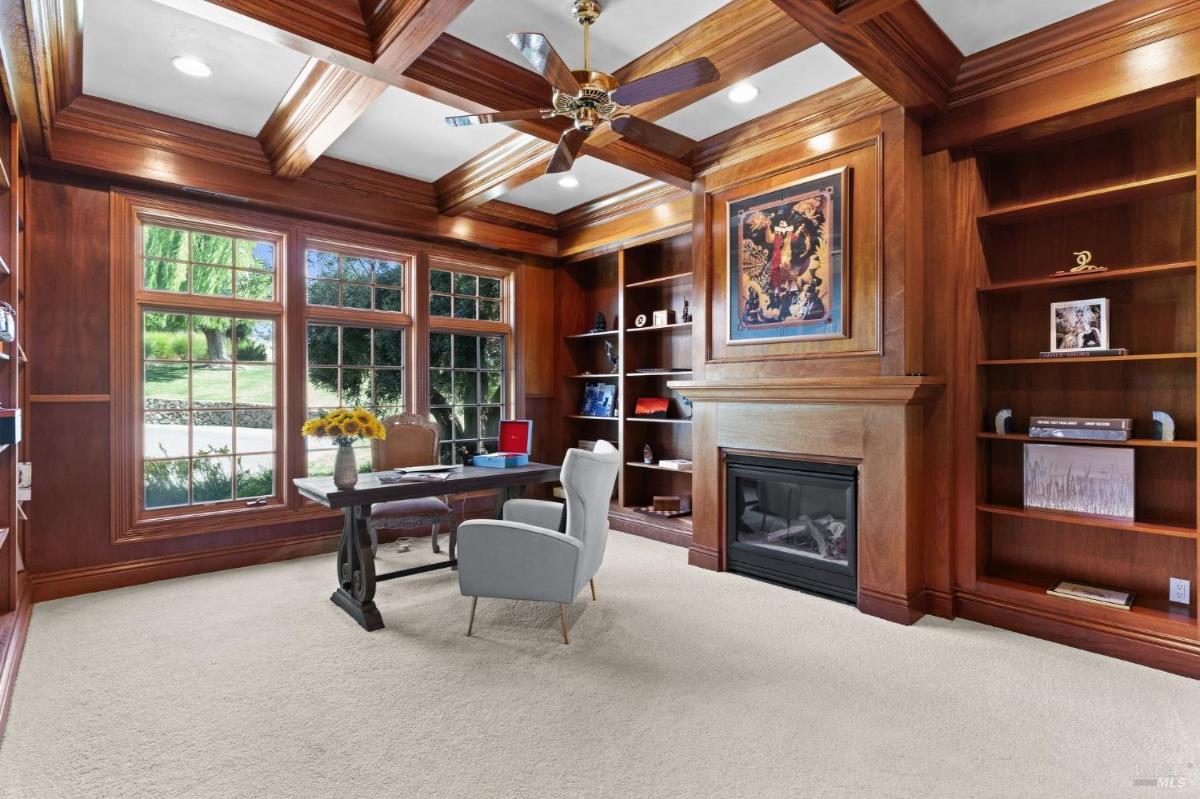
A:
[[726, 454, 858, 602]]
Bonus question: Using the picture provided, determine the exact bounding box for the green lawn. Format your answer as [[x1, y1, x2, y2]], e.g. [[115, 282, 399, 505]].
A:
[[145, 363, 274, 406]]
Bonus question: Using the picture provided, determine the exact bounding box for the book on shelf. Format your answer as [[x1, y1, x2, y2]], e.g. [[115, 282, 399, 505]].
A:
[[1029, 416, 1132, 441], [658, 459, 692, 471], [1038, 348, 1128, 359], [1047, 580, 1134, 611]]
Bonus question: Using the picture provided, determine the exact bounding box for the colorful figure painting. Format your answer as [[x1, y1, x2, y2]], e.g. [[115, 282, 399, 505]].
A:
[[728, 167, 847, 344]]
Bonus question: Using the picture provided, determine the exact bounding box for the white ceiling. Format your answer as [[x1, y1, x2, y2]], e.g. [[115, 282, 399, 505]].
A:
[[447, 0, 732, 75], [498, 156, 649, 214], [82, 0, 309, 136], [326, 87, 526, 182], [658, 45, 859, 140], [918, 0, 1110, 55]]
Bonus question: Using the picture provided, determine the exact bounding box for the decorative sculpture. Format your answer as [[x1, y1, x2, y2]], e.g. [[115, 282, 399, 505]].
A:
[[995, 408, 1014, 435], [1153, 411, 1176, 442], [590, 312, 607, 333], [1053, 250, 1107, 278], [681, 299, 692, 323], [643, 444, 653, 464], [604, 339, 619, 372]]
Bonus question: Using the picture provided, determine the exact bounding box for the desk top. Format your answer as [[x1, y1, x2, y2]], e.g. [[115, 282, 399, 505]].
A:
[[293, 462, 561, 508]]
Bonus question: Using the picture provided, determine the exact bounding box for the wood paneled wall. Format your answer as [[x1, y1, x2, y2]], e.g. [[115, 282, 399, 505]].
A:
[[24, 171, 558, 587]]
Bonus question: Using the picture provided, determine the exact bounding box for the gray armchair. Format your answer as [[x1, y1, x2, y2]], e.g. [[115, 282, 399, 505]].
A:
[[456, 440, 620, 644]]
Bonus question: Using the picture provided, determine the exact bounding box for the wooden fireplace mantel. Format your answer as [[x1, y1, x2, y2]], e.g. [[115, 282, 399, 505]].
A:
[[680, 374, 944, 626], [668, 376, 944, 405]]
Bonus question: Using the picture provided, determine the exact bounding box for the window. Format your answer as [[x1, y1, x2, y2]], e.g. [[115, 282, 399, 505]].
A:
[[305, 323, 406, 475], [306, 248, 405, 312], [141, 312, 277, 509], [429, 332, 505, 464], [429, 268, 502, 321], [143, 223, 275, 301]]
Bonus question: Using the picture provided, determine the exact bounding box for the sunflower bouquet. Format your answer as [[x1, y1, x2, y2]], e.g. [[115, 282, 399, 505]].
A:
[[301, 407, 388, 445]]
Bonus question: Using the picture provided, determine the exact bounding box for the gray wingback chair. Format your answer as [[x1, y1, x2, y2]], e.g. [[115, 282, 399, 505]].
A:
[[456, 440, 620, 644]]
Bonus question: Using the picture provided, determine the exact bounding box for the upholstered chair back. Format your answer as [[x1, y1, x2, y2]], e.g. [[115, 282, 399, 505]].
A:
[[372, 414, 441, 471], [561, 440, 620, 582]]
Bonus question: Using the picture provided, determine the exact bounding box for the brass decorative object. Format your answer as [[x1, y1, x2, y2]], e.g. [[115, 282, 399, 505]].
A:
[[1053, 250, 1108, 278]]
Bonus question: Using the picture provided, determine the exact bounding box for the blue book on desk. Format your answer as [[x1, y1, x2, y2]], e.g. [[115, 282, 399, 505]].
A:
[[474, 420, 532, 469]]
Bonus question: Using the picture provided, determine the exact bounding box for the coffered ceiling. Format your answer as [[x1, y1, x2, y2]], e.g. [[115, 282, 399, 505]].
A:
[[72, 0, 1119, 219]]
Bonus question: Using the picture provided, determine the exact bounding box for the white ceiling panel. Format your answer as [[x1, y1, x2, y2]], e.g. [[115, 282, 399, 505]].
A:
[[447, 0, 731, 76], [326, 87, 527, 182], [657, 46, 860, 141], [499, 156, 649, 214], [83, 0, 309, 136], [919, 0, 1111, 55]]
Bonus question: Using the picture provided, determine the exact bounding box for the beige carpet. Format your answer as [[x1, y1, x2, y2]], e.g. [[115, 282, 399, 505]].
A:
[[2, 532, 1199, 799]]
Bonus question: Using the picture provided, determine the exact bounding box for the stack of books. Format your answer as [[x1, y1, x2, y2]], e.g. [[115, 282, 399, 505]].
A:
[[1047, 580, 1134, 611], [1029, 416, 1131, 441]]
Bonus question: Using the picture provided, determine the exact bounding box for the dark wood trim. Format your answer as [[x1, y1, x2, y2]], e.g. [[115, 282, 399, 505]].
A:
[[0, 581, 32, 736], [608, 506, 693, 548], [463, 201, 557, 237], [436, 135, 556, 216], [836, 0, 911, 25], [30, 529, 342, 602], [23, 0, 82, 155], [556, 181, 691, 235], [768, 0, 962, 117], [362, 0, 475, 73], [857, 585, 925, 625]]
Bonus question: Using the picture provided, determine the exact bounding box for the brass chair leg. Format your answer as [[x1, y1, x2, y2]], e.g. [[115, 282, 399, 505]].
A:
[[559, 603, 569, 645], [589, 578, 596, 601], [467, 596, 478, 637]]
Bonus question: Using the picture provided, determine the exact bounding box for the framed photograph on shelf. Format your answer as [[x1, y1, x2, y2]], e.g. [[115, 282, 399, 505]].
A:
[[581, 383, 616, 418], [633, 397, 670, 418], [1024, 443, 1134, 520], [1050, 298, 1108, 352], [727, 166, 848, 345]]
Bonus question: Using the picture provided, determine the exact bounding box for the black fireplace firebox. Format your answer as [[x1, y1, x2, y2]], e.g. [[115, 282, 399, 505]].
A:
[[726, 454, 858, 603]]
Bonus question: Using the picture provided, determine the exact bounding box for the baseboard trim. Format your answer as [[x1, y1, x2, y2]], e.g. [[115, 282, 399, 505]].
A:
[[608, 511, 692, 548], [923, 587, 956, 619], [688, 544, 720, 571], [0, 580, 33, 735], [31, 529, 342, 602], [957, 590, 1200, 679], [858, 586, 926, 625]]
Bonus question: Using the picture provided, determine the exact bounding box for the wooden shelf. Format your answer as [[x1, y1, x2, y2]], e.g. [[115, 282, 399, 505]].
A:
[[564, 415, 620, 422], [626, 417, 693, 425], [626, 271, 693, 289], [627, 370, 694, 378], [978, 432, 1197, 449], [975, 573, 1197, 639], [977, 171, 1197, 225], [625, 461, 692, 473], [977, 503, 1197, 540], [566, 373, 618, 379], [565, 330, 618, 340], [626, 322, 693, 333], [979, 353, 1196, 366], [977, 262, 1196, 294]]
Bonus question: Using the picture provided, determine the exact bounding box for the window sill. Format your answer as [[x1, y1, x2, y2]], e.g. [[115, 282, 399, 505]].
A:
[[117, 501, 341, 544]]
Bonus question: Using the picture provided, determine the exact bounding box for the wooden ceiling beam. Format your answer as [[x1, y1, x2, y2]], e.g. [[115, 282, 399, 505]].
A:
[[834, 0, 911, 26], [256, 1, 472, 179], [0, 0, 48, 155], [441, 0, 813, 216], [4, 0, 83, 157], [769, 0, 961, 117]]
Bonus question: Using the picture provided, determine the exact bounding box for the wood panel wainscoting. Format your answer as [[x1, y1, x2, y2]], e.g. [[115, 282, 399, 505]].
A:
[[673, 377, 942, 625]]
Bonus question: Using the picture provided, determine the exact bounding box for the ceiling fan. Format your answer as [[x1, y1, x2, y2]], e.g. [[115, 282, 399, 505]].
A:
[[444, 0, 720, 174]]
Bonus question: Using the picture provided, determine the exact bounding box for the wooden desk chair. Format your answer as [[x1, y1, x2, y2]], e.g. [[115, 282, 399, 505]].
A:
[[367, 414, 458, 558]]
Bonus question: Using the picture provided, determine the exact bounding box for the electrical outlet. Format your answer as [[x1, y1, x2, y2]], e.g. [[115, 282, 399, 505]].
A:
[[1169, 578, 1191, 605]]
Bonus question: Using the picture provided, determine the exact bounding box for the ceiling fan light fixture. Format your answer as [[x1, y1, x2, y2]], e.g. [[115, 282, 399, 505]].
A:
[[558, 175, 580, 189], [727, 83, 759, 104], [172, 56, 212, 78]]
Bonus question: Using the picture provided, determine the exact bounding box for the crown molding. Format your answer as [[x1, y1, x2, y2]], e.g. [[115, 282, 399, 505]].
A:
[[555, 181, 689, 234]]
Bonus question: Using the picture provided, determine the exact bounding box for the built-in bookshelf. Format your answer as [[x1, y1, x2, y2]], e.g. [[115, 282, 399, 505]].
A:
[[557, 231, 694, 542], [966, 102, 1198, 643]]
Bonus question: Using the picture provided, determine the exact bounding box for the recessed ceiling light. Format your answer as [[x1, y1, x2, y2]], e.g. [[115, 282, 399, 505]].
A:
[[727, 83, 759, 104], [172, 56, 212, 78], [558, 175, 579, 189]]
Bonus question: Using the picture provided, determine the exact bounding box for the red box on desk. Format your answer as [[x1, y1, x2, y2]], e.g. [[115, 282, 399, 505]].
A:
[[473, 420, 532, 469]]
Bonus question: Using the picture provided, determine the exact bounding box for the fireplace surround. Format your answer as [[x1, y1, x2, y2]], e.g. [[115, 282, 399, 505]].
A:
[[726, 455, 858, 602]]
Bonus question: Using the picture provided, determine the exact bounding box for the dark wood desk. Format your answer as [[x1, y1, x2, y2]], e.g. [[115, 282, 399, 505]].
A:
[[294, 463, 561, 631]]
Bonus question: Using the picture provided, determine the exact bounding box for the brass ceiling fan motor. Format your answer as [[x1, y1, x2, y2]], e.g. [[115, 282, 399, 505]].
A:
[[445, 0, 719, 173]]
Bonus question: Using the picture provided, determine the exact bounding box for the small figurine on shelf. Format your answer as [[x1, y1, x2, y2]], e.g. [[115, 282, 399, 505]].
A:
[[681, 299, 692, 323], [457, 445, 475, 466], [1053, 250, 1107, 278], [604, 340, 619, 373], [994, 408, 1013, 435], [643, 444, 654, 465], [590, 312, 607, 333], [1153, 411, 1176, 441]]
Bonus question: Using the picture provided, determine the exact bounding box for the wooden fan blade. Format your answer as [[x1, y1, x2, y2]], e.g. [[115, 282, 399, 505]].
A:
[[445, 109, 554, 127], [610, 116, 697, 159], [610, 57, 720, 107], [547, 128, 588, 174], [507, 33, 582, 96]]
